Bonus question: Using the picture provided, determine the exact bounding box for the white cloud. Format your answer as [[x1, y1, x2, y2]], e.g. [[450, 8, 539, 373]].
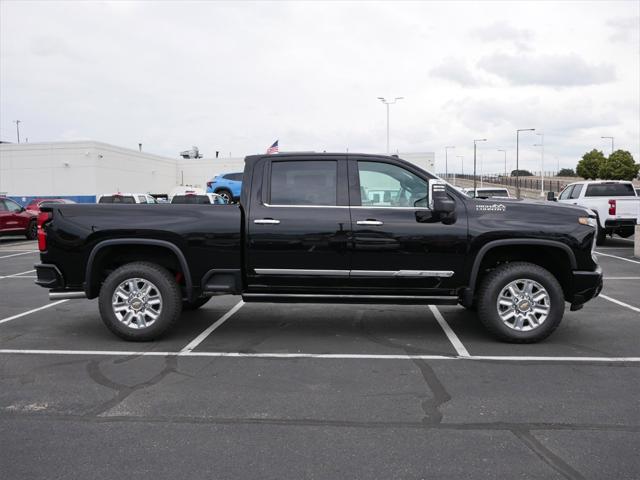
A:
[[478, 53, 615, 86], [471, 20, 533, 50], [430, 59, 483, 86], [607, 16, 640, 42], [0, 0, 638, 174]]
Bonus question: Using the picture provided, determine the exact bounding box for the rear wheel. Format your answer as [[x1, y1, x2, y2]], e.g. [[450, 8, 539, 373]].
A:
[[216, 189, 232, 204], [25, 220, 37, 240], [98, 262, 182, 341], [477, 262, 565, 343]]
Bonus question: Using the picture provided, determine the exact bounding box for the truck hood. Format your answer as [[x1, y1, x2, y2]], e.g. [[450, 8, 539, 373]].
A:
[[470, 197, 593, 217]]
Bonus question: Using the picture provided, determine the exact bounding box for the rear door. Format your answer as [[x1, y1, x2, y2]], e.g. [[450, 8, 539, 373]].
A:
[[348, 157, 467, 294], [246, 156, 351, 291]]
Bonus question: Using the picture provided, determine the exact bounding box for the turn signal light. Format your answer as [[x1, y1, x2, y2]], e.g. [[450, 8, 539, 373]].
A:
[[608, 199, 616, 215]]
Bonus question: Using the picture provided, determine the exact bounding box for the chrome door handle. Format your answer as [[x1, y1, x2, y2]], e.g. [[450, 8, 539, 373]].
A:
[[357, 220, 383, 226], [254, 219, 280, 224]]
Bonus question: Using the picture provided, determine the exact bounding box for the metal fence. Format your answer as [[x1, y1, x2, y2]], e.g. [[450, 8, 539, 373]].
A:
[[441, 173, 570, 193]]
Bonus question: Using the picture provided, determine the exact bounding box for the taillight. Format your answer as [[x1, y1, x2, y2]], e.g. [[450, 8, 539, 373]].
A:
[[37, 212, 51, 251], [608, 199, 616, 215]]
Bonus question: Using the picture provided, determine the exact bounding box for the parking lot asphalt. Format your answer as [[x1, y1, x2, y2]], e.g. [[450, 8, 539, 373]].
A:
[[1, 236, 639, 479]]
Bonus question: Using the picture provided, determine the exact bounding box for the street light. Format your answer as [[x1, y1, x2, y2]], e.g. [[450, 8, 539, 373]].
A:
[[444, 146, 455, 179], [533, 133, 545, 196], [497, 149, 507, 177], [601, 136, 614, 155], [377, 96, 404, 154], [516, 128, 535, 199], [473, 139, 487, 193]]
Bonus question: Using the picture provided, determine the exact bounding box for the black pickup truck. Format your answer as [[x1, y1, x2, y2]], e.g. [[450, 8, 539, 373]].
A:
[[35, 153, 602, 343]]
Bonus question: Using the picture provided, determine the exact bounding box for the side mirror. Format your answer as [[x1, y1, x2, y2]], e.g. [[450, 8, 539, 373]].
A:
[[428, 180, 456, 224], [546, 191, 556, 202]]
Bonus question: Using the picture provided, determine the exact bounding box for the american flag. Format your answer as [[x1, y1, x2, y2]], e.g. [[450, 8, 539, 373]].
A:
[[266, 140, 279, 154]]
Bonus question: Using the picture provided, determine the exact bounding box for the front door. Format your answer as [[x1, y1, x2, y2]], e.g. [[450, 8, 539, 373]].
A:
[[348, 158, 467, 295], [246, 156, 352, 292]]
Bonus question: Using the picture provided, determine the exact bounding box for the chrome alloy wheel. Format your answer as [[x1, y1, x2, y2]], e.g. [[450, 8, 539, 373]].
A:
[[496, 278, 550, 331], [111, 278, 163, 329]]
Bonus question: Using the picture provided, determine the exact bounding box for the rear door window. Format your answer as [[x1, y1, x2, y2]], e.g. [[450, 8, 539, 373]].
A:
[[270, 161, 337, 206], [225, 173, 243, 181], [585, 183, 636, 197]]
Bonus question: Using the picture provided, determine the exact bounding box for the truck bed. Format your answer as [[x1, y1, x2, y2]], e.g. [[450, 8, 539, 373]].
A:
[[40, 203, 242, 295]]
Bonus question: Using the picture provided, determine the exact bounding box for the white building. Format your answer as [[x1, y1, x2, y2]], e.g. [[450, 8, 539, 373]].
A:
[[0, 141, 435, 204]]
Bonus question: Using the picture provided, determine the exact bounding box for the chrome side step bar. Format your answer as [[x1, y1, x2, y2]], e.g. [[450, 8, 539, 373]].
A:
[[242, 293, 459, 305], [49, 291, 87, 300]]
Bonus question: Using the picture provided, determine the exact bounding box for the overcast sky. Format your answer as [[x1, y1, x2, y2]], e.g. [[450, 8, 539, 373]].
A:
[[1, 0, 639, 174]]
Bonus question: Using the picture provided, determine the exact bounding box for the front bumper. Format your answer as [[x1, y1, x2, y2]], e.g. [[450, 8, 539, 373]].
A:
[[570, 266, 603, 310]]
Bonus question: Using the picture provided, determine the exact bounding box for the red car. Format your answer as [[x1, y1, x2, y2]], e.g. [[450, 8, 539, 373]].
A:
[[0, 197, 38, 239], [25, 198, 75, 213]]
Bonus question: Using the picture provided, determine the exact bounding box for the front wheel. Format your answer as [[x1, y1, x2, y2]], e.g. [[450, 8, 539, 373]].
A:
[[476, 262, 565, 343], [98, 262, 182, 341]]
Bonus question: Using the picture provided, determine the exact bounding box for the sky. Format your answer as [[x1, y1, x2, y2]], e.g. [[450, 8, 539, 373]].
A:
[[1, 0, 639, 174]]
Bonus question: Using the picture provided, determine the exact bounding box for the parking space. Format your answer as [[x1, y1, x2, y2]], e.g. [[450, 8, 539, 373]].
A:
[[1, 237, 639, 479]]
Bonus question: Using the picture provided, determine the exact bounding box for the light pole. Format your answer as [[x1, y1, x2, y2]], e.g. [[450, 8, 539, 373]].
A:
[[516, 128, 535, 199], [473, 139, 487, 193], [377, 97, 404, 154], [601, 136, 614, 155], [533, 133, 545, 196], [444, 146, 455, 180], [13, 120, 21, 144], [498, 149, 507, 177]]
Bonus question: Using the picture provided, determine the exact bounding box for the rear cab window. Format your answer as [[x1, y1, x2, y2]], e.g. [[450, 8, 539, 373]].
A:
[[585, 183, 636, 197], [99, 196, 135, 204]]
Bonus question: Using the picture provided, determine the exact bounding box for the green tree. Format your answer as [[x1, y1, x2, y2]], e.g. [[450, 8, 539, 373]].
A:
[[576, 149, 605, 179], [598, 150, 639, 180], [510, 169, 533, 176], [557, 168, 576, 177]]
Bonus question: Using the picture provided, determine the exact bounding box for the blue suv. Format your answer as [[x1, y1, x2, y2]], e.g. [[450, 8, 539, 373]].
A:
[[206, 172, 243, 203]]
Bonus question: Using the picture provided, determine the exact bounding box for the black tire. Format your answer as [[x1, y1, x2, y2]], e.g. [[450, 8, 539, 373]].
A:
[[215, 189, 233, 204], [596, 223, 606, 246], [183, 296, 211, 310], [25, 220, 37, 240], [476, 262, 565, 343], [98, 262, 182, 341]]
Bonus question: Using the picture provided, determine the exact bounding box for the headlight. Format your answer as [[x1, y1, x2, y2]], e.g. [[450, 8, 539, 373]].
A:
[[578, 216, 597, 228]]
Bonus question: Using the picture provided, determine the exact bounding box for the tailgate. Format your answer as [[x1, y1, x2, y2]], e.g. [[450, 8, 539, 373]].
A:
[[615, 198, 640, 219]]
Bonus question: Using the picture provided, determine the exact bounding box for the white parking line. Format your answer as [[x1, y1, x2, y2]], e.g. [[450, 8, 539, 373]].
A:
[[0, 349, 638, 362], [599, 294, 640, 313], [0, 251, 38, 259], [180, 300, 245, 353], [429, 305, 469, 357], [0, 300, 69, 325], [594, 251, 640, 264], [604, 277, 640, 280], [0, 269, 36, 279]]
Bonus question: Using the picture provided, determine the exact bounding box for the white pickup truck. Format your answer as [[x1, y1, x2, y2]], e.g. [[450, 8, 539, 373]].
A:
[[555, 180, 639, 245]]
